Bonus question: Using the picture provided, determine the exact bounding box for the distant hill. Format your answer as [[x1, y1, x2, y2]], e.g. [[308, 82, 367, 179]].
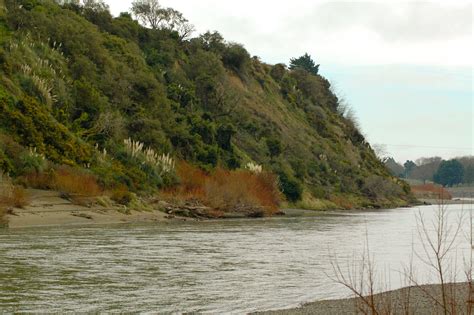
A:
[[0, 0, 413, 210]]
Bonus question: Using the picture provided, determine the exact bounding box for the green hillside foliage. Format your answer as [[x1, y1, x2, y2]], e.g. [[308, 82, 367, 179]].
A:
[[0, 0, 413, 209]]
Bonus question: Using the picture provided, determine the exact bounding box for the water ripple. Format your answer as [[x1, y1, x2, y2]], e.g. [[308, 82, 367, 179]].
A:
[[0, 205, 471, 313]]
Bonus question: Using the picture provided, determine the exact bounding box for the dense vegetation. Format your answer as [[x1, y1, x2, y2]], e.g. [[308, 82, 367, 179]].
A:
[[386, 156, 474, 187], [0, 0, 413, 212]]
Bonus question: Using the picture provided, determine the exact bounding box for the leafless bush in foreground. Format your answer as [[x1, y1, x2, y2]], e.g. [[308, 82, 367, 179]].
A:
[[329, 199, 473, 314]]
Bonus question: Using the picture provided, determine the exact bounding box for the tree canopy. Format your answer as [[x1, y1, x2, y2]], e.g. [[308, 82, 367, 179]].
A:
[[433, 159, 464, 187], [289, 53, 320, 75], [131, 0, 194, 39], [403, 160, 416, 178], [131, 0, 162, 29]]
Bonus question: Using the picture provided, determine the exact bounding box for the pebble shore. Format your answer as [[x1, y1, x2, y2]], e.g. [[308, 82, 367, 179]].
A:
[[256, 282, 473, 315]]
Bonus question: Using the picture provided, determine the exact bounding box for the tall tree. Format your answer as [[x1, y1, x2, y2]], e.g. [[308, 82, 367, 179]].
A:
[[196, 31, 226, 54], [131, 0, 194, 39], [82, 0, 108, 11], [289, 53, 320, 75], [403, 160, 416, 178], [457, 156, 474, 184], [410, 157, 442, 182], [463, 164, 474, 184], [433, 159, 464, 187], [131, 0, 162, 29], [163, 8, 195, 40]]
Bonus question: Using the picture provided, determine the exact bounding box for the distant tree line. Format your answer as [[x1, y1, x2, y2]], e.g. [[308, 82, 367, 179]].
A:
[[385, 156, 474, 187]]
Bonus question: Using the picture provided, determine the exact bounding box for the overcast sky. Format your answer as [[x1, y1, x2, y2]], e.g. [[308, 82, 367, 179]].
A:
[[107, 0, 473, 163]]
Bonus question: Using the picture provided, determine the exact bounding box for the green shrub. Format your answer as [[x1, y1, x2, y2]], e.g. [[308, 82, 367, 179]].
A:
[[0, 89, 93, 165], [362, 176, 403, 200], [19, 148, 47, 175], [270, 63, 287, 82], [0, 0, 412, 209], [110, 186, 134, 205], [194, 31, 226, 55], [278, 171, 303, 202], [222, 43, 250, 74], [186, 49, 225, 80], [266, 137, 282, 158], [216, 124, 236, 151]]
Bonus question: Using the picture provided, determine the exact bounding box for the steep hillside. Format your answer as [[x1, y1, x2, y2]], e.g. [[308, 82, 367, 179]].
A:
[[0, 0, 413, 211]]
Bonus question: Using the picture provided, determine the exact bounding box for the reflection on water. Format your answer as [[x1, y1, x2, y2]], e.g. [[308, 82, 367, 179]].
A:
[[0, 204, 472, 313]]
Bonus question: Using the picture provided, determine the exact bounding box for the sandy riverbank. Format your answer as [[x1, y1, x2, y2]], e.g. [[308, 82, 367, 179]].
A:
[[256, 282, 473, 315], [2, 189, 347, 228], [4, 189, 180, 228], [3, 189, 295, 228], [2, 189, 441, 229]]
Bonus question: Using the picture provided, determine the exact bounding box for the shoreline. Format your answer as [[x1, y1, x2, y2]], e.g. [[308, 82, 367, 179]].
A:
[[255, 282, 473, 315], [3, 189, 185, 229], [3, 204, 416, 229], [2, 189, 450, 229], [418, 198, 473, 205]]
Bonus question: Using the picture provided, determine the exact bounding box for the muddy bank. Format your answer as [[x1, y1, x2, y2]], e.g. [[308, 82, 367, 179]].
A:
[[256, 282, 473, 315]]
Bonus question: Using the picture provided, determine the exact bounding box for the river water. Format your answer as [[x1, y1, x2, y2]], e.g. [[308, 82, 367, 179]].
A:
[[0, 204, 472, 313]]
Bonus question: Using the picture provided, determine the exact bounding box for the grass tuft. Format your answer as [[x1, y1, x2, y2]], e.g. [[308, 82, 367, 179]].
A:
[[0, 174, 30, 225]]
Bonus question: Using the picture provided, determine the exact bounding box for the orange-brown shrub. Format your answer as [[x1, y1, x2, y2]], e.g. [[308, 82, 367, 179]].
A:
[[176, 161, 207, 197], [205, 169, 281, 214], [21, 166, 102, 196], [162, 162, 282, 216], [161, 161, 207, 200], [411, 184, 452, 200], [52, 166, 102, 196]]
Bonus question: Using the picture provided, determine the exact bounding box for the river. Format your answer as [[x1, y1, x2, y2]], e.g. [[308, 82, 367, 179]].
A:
[[0, 204, 472, 313]]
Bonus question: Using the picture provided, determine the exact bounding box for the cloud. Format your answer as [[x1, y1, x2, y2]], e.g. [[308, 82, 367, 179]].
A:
[[106, 0, 473, 161], [109, 1, 473, 66], [174, 1, 471, 65], [300, 2, 472, 42]]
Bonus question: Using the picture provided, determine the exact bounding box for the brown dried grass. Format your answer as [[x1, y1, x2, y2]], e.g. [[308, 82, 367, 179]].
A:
[[19, 171, 52, 189], [52, 166, 102, 196], [330, 195, 355, 210], [412, 184, 452, 200], [20, 166, 102, 197], [0, 176, 30, 224]]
